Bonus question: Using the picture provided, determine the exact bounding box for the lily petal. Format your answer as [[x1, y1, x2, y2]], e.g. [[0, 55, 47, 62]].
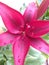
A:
[[0, 2, 24, 34], [30, 38, 49, 54], [0, 31, 17, 46], [33, 20, 49, 37], [37, 0, 49, 19], [23, 2, 38, 24], [13, 35, 30, 65], [26, 20, 49, 38]]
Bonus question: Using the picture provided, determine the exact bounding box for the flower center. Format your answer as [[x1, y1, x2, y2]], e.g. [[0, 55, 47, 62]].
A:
[[26, 24, 31, 29], [22, 23, 35, 38]]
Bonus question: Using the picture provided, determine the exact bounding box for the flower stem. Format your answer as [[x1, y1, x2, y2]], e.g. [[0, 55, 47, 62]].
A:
[[46, 58, 48, 65]]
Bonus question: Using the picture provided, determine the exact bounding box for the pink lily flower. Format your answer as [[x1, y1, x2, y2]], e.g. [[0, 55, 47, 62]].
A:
[[0, 0, 49, 65]]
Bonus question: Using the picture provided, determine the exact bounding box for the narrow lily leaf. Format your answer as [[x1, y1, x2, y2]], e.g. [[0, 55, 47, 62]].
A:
[[25, 47, 45, 65], [26, 20, 49, 38], [23, 2, 38, 23], [25, 54, 45, 65], [28, 46, 41, 57], [13, 35, 30, 65], [42, 34, 49, 43], [30, 38, 49, 54], [37, 0, 49, 19], [0, 31, 17, 46], [0, 2, 24, 34]]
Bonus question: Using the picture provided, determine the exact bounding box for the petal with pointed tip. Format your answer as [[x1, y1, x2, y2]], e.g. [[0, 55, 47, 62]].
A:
[[33, 20, 49, 37], [13, 35, 30, 65], [26, 20, 49, 38], [23, 2, 38, 23], [30, 38, 49, 54], [0, 2, 24, 34], [0, 31, 17, 46], [37, 0, 49, 18]]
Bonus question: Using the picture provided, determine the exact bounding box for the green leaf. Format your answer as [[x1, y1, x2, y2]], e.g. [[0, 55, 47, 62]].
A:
[[0, 60, 5, 65], [42, 34, 49, 44], [25, 47, 45, 65]]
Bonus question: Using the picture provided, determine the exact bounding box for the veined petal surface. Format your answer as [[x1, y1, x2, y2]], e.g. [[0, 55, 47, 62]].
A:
[[13, 35, 30, 65], [0, 2, 24, 34], [0, 31, 17, 46], [30, 38, 49, 54]]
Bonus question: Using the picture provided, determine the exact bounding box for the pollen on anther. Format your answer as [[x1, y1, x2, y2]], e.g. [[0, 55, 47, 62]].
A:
[[26, 24, 31, 28]]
